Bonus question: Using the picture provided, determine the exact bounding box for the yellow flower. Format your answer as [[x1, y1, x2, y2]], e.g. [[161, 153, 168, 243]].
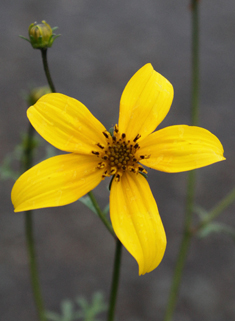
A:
[[11, 64, 225, 275]]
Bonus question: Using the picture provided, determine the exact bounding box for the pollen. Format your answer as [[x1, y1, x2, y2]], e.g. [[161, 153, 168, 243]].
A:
[[92, 125, 149, 181]]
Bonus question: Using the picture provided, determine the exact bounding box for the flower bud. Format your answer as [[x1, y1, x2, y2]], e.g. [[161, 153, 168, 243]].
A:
[[27, 86, 51, 105], [20, 21, 60, 49]]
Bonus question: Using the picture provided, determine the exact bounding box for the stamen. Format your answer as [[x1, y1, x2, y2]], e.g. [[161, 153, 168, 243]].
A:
[[138, 166, 147, 174], [133, 134, 141, 142], [103, 131, 110, 139], [97, 162, 106, 169], [122, 133, 126, 139], [102, 170, 108, 179], [115, 173, 121, 182], [134, 143, 139, 149], [139, 155, 150, 159], [110, 167, 117, 174], [92, 151, 100, 156], [97, 143, 104, 149]]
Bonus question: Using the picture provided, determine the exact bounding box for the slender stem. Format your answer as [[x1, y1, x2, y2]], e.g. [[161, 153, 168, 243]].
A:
[[107, 239, 122, 321], [21, 123, 35, 170], [164, 2, 200, 320], [25, 211, 46, 321], [88, 191, 115, 237], [185, 171, 197, 229], [191, 0, 200, 126], [164, 173, 196, 321], [40, 49, 56, 93], [22, 123, 46, 321], [163, 231, 192, 321]]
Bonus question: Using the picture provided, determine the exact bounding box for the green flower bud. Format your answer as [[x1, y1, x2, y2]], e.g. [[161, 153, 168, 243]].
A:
[[27, 86, 51, 105], [20, 21, 60, 49]]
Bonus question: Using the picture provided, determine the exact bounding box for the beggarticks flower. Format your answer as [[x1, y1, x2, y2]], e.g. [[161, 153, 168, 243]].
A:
[[11, 64, 225, 275]]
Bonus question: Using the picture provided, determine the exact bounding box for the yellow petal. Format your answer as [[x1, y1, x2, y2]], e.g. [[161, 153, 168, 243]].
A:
[[27, 93, 107, 153], [118, 63, 174, 142], [110, 172, 166, 275], [12, 154, 102, 212], [138, 125, 225, 172]]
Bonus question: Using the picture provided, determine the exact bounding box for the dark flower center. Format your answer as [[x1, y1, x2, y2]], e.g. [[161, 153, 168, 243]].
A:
[[92, 125, 149, 181]]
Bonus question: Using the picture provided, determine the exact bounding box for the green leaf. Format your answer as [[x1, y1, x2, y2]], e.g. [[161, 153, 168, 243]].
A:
[[194, 205, 209, 220], [46, 293, 107, 321], [103, 204, 110, 215], [197, 222, 235, 241], [45, 311, 62, 321], [61, 300, 74, 320], [79, 196, 97, 214], [75, 292, 107, 321], [0, 158, 18, 180]]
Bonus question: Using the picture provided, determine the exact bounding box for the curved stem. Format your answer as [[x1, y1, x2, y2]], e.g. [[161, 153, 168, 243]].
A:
[[107, 239, 122, 321], [40, 49, 56, 93], [88, 191, 115, 237], [164, 1, 200, 320]]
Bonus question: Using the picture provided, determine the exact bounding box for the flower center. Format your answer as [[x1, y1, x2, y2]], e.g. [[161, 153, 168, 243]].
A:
[[92, 124, 149, 181]]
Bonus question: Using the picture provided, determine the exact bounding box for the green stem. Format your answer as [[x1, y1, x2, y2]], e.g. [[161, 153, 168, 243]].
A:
[[21, 123, 35, 171], [40, 49, 56, 93], [163, 231, 192, 321], [164, 172, 196, 321], [107, 239, 122, 321], [25, 211, 46, 321], [164, 1, 200, 320], [191, 0, 200, 126], [198, 188, 235, 230], [88, 191, 115, 237], [22, 123, 46, 321]]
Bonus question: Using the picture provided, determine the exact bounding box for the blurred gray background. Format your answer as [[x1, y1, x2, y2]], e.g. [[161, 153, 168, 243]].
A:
[[1, 1, 235, 320]]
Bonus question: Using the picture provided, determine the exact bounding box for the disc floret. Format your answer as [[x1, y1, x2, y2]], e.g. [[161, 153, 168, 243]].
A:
[[92, 125, 149, 181]]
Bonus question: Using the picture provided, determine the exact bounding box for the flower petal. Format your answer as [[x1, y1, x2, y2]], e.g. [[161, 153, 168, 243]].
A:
[[12, 154, 102, 212], [118, 63, 174, 142], [138, 125, 225, 172], [27, 93, 107, 153], [110, 172, 166, 275]]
